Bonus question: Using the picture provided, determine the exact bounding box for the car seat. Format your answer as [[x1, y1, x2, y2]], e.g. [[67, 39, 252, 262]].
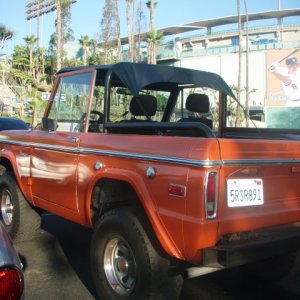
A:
[[129, 94, 157, 121], [178, 93, 212, 128]]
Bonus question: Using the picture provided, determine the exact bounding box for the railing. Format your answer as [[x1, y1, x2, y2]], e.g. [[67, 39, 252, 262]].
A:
[[154, 23, 300, 61], [175, 23, 300, 41], [156, 40, 300, 61]]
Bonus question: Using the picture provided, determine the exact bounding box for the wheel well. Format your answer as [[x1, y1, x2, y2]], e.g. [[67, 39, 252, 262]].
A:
[[89, 178, 186, 269], [0, 157, 13, 175], [90, 178, 141, 225]]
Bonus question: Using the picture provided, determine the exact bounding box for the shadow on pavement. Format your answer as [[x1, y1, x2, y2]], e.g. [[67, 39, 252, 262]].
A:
[[15, 212, 300, 300], [40, 213, 98, 299]]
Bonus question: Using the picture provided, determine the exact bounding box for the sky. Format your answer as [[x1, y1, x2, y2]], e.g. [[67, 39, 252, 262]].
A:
[[1, 0, 299, 56]]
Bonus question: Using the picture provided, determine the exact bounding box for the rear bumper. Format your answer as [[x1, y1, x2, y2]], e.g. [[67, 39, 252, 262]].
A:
[[203, 222, 300, 268]]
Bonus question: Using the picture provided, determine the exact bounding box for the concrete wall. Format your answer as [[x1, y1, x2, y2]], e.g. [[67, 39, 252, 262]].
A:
[[179, 51, 266, 107]]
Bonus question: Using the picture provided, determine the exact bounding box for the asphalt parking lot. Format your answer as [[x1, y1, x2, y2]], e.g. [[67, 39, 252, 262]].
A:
[[14, 213, 300, 300]]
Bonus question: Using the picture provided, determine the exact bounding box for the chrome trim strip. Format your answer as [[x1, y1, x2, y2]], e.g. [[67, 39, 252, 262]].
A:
[[0, 139, 78, 153], [78, 147, 219, 167], [1, 138, 300, 167], [204, 171, 218, 220], [0, 138, 217, 167], [223, 158, 300, 165]]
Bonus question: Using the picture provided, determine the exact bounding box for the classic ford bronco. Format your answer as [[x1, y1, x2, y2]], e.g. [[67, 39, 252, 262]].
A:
[[1, 62, 300, 299]]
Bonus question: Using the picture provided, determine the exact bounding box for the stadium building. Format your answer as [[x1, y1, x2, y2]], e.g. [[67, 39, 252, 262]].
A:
[[120, 8, 300, 127]]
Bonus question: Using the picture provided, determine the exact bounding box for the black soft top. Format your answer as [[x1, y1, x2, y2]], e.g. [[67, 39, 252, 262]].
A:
[[57, 62, 235, 99]]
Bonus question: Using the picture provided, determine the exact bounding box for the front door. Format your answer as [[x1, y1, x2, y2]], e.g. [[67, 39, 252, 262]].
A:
[[30, 70, 95, 212]]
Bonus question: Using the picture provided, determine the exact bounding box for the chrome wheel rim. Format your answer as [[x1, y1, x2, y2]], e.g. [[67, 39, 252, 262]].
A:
[[0, 189, 14, 226], [103, 237, 136, 295]]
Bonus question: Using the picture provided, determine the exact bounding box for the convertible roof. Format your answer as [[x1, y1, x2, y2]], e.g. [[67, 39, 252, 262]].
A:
[[58, 62, 236, 99]]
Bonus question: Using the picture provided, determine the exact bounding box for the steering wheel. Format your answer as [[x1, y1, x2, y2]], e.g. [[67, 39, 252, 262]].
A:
[[78, 110, 103, 132]]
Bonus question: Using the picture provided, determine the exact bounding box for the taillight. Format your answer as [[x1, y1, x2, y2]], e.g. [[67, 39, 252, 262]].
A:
[[0, 268, 23, 300], [205, 171, 218, 219]]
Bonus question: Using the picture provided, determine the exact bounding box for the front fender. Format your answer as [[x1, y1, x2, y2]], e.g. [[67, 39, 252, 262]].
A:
[[0, 148, 33, 203]]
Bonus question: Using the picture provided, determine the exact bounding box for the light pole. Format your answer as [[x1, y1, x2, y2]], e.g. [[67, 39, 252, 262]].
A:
[[244, 0, 250, 127], [25, 0, 77, 47]]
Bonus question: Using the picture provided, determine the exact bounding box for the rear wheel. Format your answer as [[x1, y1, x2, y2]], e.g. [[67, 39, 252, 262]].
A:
[[90, 208, 183, 300], [0, 172, 41, 242]]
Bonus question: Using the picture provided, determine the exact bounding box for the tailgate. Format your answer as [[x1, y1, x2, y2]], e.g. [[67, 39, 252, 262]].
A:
[[217, 138, 300, 236]]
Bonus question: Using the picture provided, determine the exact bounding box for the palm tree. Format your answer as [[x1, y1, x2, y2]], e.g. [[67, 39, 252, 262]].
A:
[[146, 0, 156, 31], [146, 0, 158, 64], [136, 0, 146, 62], [12, 45, 30, 72], [55, 0, 74, 71], [24, 35, 38, 76], [126, 0, 136, 62], [114, 0, 122, 61], [27, 88, 47, 127], [37, 47, 47, 84], [78, 35, 91, 65], [11, 45, 35, 92], [55, 0, 63, 71], [100, 0, 122, 63], [145, 29, 162, 64], [35, 46, 50, 89]]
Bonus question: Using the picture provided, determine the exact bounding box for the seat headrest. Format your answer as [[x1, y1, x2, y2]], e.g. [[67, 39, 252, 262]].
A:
[[130, 95, 157, 117], [186, 94, 210, 113]]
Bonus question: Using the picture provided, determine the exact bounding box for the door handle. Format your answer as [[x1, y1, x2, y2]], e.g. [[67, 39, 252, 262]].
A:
[[67, 136, 79, 143]]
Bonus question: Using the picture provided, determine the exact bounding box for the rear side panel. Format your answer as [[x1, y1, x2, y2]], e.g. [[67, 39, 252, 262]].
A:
[[218, 138, 300, 236]]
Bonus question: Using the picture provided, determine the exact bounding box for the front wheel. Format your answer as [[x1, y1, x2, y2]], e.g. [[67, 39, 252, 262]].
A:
[[90, 208, 183, 300], [0, 172, 41, 242]]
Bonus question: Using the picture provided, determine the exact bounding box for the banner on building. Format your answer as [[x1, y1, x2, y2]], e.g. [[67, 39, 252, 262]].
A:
[[266, 49, 300, 128]]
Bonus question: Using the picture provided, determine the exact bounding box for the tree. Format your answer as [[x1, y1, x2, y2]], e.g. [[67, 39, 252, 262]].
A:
[[100, 0, 121, 63], [88, 39, 105, 65], [146, 0, 156, 31], [146, 0, 158, 64], [145, 29, 162, 64], [0, 25, 13, 54], [228, 84, 245, 127], [61, 1, 74, 45], [22, 36, 48, 88], [78, 35, 91, 65], [12, 46, 30, 71], [126, 0, 136, 62], [26, 88, 47, 126], [11, 45, 35, 89], [24, 35, 38, 76], [55, 0, 75, 71], [55, 0, 63, 71], [114, 0, 122, 61], [36, 46, 47, 86], [136, 0, 146, 62]]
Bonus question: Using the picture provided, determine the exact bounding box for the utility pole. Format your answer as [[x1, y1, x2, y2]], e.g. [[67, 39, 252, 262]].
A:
[[235, 0, 242, 127], [244, 0, 250, 127], [278, 0, 283, 42]]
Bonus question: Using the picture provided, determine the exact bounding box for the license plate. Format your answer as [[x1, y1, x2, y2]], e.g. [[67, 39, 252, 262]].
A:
[[227, 178, 264, 207]]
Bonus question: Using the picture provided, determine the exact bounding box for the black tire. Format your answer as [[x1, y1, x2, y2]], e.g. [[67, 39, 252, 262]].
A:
[[90, 208, 183, 300], [0, 172, 41, 242], [241, 252, 297, 283]]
